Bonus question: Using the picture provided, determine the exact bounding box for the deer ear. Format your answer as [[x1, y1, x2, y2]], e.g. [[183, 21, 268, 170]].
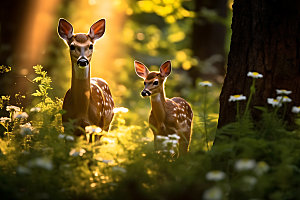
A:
[[58, 18, 73, 41], [88, 19, 105, 41], [160, 60, 171, 77], [134, 60, 149, 79]]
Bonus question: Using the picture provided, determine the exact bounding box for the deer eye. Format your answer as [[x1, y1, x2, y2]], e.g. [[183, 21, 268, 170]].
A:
[[144, 82, 146, 85], [70, 44, 75, 51], [153, 81, 159, 85], [89, 44, 93, 50]]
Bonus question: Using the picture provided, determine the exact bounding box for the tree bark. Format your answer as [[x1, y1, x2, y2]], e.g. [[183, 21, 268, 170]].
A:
[[190, 0, 228, 83], [218, 0, 300, 128]]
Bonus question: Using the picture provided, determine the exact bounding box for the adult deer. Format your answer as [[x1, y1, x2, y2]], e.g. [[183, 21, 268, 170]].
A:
[[58, 18, 114, 136], [134, 60, 193, 153]]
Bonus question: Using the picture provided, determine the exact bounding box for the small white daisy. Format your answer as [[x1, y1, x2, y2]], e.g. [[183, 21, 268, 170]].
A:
[[203, 186, 223, 200], [17, 166, 31, 175], [235, 159, 256, 171], [28, 157, 53, 170], [13, 112, 29, 119], [205, 170, 226, 181], [0, 117, 11, 123], [247, 72, 263, 79], [58, 134, 65, 139], [156, 135, 169, 141], [162, 139, 178, 148], [6, 105, 20, 112], [199, 81, 213, 87], [113, 107, 129, 114], [267, 98, 282, 107], [112, 166, 127, 173], [30, 107, 41, 112], [20, 123, 33, 136], [276, 89, 292, 95], [292, 106, 300, 114], [167, 134, 180, 140], [85, 125, 102, 134], [276, 96, 292, 103], [255, 161, 270, 176], [65, 135, 74, 141], [69, 148, 86, 157], [228, 94, 247, 102]]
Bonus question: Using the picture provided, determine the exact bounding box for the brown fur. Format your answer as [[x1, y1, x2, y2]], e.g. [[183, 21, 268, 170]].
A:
[[135, 60, 193, 153]]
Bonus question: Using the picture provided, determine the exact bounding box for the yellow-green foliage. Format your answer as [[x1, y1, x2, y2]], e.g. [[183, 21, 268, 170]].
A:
[[1, 66, 300, 200]]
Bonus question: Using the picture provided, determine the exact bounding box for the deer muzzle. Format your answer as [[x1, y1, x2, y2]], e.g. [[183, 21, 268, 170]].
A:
[[141, 90, 151, 97], [77, 57, 89, 67]]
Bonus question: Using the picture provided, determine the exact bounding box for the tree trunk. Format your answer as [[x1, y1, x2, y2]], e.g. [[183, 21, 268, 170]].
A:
[[218, 0, 300, 128], [190, 0, 228, 83]]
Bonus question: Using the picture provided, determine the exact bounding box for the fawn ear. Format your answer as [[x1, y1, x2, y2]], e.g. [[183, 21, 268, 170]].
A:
[[134, 60, 149, 79], [160, 60, 172, 77], [88, 19, 105, 41], [58, 18, 73, 42]]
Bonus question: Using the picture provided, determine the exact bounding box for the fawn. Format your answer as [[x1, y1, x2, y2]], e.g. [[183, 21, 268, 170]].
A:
[[58, 18, 114, 136], [134, 60, 193, 153]]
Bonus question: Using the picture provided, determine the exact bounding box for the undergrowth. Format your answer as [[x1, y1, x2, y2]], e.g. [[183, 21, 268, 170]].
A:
[[0, 66, 300, 200]]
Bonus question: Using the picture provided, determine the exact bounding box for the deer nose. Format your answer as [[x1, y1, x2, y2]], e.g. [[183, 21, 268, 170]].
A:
[[77, 57, 89, 67], [141, 90, 151, 97]]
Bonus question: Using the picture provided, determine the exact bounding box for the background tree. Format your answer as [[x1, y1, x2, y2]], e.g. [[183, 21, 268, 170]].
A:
[[190, 0, 228, 83], [218, 0, 300, 128]]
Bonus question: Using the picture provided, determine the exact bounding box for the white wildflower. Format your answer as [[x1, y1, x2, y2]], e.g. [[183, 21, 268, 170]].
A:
[[276, 96, 292, 103], [85, 125, 102, 134], [292, 106, 300, 114], [199, 81, 213, 87], [247, 72, 263, 78], [203, 186, 223, 200], [0, 117, 11, 123], [243, 175, 257, 189], [6, 105, 20, 112], [58, 134, 65, 139], [162, 139, 178, 148], [30, 107, 41, 112], [162, 149, 175, 154], [276, 89, 292, 95], [235, 159, 256, 171], [20, 123, 33, 136], [28, 157, 53, 170], [101, 137, 115, 144], [206, 170, 226, 181], [112, 166, 127, 173], [113, 107, 129, 113], [267, 98, 282, 107], [169, 149, 175, 154], [17, 166, 31, 175], [65, 135, 74, 141], [156, 135, 169, 141], [229, 94, 247, 102], [69, 148, 86, 157], [168, 134, 180, 140], [255, 161, 270, 176], [13, 112, 29, 119]]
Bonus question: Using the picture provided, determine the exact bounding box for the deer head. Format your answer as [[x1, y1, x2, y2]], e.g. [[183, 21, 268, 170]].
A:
[[134, 60, 171, 97], [58, 18, 105, 79]]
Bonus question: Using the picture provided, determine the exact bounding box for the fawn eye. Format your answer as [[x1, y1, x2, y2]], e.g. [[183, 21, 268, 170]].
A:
[[153, 81, 159, 85], [144, 82, 146, 85], [70, 44, 75, 51], [89, 44, 93, 50]]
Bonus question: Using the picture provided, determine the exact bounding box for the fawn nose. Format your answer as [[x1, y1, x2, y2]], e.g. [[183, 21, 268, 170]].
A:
[[77, 57, 89, 67], [141, 90, 151, 97]]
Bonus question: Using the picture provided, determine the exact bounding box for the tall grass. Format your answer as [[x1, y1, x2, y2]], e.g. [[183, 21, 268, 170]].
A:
[[0, 66, 300, 200]]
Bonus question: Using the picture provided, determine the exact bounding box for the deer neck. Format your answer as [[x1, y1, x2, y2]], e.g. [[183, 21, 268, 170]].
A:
[[70, 63, 91, 117], [150, 89, 166, 122]]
